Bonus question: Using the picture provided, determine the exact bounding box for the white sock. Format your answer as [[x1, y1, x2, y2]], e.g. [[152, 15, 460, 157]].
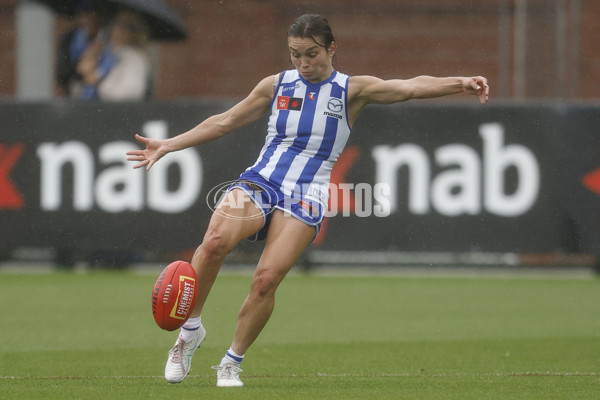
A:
[[179, 316, 202, 342], [221, 347, 244, 366]]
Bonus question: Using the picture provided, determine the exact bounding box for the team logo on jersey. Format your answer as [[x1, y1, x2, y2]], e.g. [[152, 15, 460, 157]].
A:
[[277, 96, 303, 111], [327, 98, 343, 112]]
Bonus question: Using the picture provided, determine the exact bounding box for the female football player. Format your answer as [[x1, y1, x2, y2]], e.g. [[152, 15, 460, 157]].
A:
[[127, 13, 489, 387]]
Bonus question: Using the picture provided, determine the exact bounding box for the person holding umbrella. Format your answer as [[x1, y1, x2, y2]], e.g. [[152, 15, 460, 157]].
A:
[[76, 8, 151, 100], [39, 0, 187, 40], [45, 0, 187, 99], [128, 14, 489, 387], [55, 0, 109, 97]]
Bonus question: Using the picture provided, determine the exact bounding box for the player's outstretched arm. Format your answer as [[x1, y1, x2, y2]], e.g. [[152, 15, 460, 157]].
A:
[[348, 75, 489, 124], [126, 75, 275, 170]]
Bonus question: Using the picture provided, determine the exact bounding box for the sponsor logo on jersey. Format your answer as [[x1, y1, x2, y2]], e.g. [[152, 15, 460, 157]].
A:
[[281, 83, 300, 93], [324, 111, 342, 119], [327, 97, 343, 112], [324, 97, 344, 119], [277, 96, 303, 111]]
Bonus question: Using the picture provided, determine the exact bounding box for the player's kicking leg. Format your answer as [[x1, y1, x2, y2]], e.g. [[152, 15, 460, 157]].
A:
[[213, 210, 316, 387], [165, 189, 263, 383]]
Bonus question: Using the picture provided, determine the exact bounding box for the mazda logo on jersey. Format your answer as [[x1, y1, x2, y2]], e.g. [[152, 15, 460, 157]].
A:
[[277, 96, 303, 111], [327, 98, 343, 112]]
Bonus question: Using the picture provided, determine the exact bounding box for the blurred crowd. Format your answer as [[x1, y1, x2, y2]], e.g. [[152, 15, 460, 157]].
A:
[[55, 0, 151, 101]]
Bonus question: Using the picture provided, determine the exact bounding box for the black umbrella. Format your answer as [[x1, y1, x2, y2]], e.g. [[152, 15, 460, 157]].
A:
[[33, 0, 188, 41]]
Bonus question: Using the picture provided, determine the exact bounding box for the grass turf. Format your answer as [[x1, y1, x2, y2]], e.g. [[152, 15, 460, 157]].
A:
[[0, 268, 599, 399]]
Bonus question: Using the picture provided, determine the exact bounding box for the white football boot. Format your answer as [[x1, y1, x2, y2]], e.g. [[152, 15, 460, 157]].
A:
[[212, 362, 244, 387], [164, 325, 206, 383]]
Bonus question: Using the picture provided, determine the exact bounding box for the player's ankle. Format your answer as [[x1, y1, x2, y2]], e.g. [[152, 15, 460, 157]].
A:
[[221, 347, 244, 366], [179, 316, 203, 342]]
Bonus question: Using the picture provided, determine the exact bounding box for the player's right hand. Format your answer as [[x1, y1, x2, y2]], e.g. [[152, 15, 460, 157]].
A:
[[126, 134, 168, 171]]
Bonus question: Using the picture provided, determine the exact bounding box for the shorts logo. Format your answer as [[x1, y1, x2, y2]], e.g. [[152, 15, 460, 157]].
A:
[[327, 97, 343, 112], [299, 199, 320, 218], [309, 185, 327, 204], [277, 96, 303, 111]]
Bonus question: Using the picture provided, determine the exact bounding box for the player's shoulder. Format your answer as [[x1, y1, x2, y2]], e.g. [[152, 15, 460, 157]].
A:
[[348, 75, 384, 99], [348, 75, 383, 87], [251, 73, 282, 97]]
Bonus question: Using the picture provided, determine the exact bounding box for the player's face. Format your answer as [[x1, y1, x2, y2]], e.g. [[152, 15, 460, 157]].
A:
[[288, 36, 335, 83]]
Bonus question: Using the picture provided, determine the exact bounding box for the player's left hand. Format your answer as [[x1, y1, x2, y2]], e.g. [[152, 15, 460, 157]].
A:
[[463, 76, 489, 104]]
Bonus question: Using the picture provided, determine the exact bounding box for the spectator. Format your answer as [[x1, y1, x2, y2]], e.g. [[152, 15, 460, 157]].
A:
[[55, 0, 109, 97], [77, 9, 151, 101]]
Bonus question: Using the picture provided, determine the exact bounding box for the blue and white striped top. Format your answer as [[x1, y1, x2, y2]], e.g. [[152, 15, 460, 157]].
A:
[[245, 69, 352, 205]]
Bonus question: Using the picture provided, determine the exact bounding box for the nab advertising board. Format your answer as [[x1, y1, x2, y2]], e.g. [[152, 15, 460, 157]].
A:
[[0, 102, 598, 263]]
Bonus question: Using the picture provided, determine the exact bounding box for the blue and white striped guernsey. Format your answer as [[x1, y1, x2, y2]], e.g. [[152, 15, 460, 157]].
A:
[[245, 69, 352, 205]]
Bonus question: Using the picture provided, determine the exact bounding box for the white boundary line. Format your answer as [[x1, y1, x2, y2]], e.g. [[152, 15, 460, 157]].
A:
[[2, 371, 598, 380]]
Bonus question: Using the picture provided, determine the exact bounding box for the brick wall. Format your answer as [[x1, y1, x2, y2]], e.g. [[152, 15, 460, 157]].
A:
[[151, 0, 600, 100], [1, 0, 598, 100], [0, 0, 17, 96], [155, 0, 503, 98], [579, 0, 600, 98]]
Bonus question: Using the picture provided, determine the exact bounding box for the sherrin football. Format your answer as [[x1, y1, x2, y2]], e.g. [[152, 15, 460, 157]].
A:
[[151, 260, 198, 331]]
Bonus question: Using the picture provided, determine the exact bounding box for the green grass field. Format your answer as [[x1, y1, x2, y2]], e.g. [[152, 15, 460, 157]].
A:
[[1, 268, 599, 399]]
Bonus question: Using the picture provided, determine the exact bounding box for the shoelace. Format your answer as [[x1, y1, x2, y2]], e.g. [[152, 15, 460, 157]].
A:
[[212, 363, 243, 378], [169, 340, 183, 363]]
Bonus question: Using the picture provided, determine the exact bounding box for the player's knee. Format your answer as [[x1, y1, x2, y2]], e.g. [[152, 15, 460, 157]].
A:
[[251, 269, 281, 298], [201, 230, 233, 259]]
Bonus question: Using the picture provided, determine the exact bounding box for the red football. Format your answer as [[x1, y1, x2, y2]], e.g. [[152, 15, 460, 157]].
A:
[[151, 260, 198, 331]]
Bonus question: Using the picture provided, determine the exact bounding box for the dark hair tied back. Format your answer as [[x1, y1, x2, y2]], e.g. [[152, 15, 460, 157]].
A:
[[287, 14, 335, 50]]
